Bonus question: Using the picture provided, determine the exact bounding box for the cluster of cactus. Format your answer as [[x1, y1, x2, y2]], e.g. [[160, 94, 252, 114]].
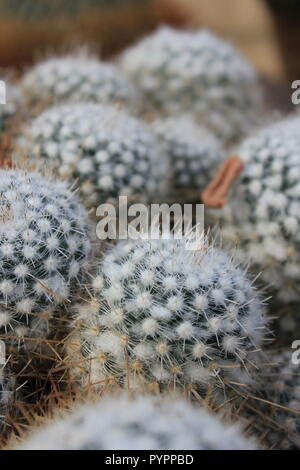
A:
[[68, 233, 267, 401], [152, 116, 223, 193], [26, 103, 167, 205], [1, 21, 299, 451], [208, 115, 300, 304], [21, 55, 139, 113], [14, 394, 257, 450], [0, 169, 91, 347], [119, 26, 262, 144]]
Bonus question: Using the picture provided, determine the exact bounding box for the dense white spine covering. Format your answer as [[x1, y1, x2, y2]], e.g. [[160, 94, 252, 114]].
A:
[[26, 103, 168, 205], [70, 233, 267, 399], [210, 116, 300, 303], [20, 55, 139, 112], [152, 116, 223, 192], [16, 394, 257, 450], [0, 169, 91, 344], [120, 27, 262, 143]]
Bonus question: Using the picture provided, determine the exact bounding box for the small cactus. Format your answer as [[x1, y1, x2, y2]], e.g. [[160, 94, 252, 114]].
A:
[[69, 233, 267, 401], [207, 115, 300, 303], [26, 103, 168, 205], [20, 55, 139, 113], [15, 394, 257, 450], [152, 116, 223, 193], [119, 26, 262, 143], [0, 169, 91, 346]]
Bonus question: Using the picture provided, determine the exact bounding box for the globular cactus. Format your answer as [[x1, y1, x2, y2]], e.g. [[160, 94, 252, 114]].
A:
[[14, 394, 257, 450], [69, 233, 267, 401], [151, 116, 223, 194], [26, 103, 168, 205], [0, 169, 91, 347], [20, 55, 139, 113], [206, 116, 300, 304], [119, 26, 262, 144]]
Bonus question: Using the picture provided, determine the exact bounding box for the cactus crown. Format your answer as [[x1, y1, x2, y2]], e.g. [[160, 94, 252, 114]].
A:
[[27, 103, 168, 205], [0, 169, 91, 343], [72, 233, 267, 400], [120, 26, 261, 143], [16, 394, 257, 450], [21, 55, 139, 112], [152, 116, 223, 192]]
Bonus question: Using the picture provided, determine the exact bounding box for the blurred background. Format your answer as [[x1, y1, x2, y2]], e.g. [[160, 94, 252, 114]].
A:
[[0, 0, 298, 85]]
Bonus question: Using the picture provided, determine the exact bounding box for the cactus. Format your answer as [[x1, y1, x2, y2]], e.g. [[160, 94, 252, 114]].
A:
[[68, 233, 267, 401], [151, 116, 223, 193], [15, 394, 257, 450], [207, 115, 300, 304], [0, 169, 91, 347], [20, 55, 139, 113], [26, 103, 168, 205], [119, 26, 262, 144]]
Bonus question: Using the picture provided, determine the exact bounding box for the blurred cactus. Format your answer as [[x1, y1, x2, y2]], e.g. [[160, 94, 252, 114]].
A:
[[20, 55, 139, 113], [120, 27, 263, 144], [14, 394, 257, 450], [25, 103, 168, 206]]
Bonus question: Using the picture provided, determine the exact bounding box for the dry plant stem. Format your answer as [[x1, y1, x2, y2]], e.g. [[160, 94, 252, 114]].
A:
[[201, 156, 244, 208]]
